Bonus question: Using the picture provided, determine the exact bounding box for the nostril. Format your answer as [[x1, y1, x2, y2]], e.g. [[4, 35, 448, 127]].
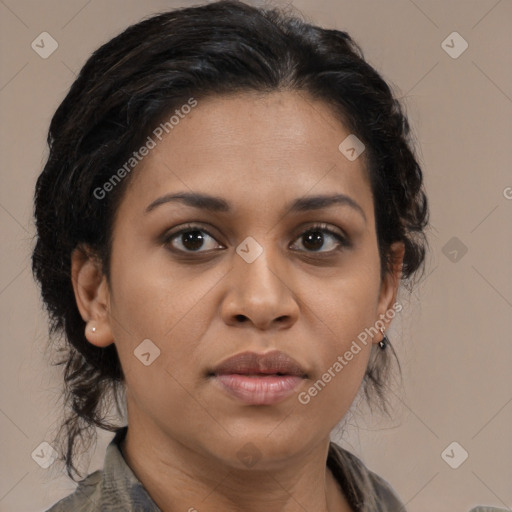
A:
[[235, 314, 247, 322]]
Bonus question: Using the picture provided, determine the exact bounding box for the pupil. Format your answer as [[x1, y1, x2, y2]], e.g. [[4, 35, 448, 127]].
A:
[[182, 230, 204, 251], [303, 231, 323, 251], [180, 230, 325, 252]]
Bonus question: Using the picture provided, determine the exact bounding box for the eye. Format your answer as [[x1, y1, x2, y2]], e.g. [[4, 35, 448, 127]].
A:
[[163, 222, 349, 256], [163, 224, 224, 253], [290, 223, 349, 253]]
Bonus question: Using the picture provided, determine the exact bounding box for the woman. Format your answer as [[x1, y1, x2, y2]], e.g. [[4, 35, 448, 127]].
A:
[[32, 1, 428, 510]]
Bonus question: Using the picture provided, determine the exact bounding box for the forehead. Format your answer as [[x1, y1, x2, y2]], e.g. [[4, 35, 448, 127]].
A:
[[119, 91, 373, 220]]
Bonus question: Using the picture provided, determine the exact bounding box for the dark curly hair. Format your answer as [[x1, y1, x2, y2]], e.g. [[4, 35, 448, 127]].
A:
[[32, 0, 428, 481]]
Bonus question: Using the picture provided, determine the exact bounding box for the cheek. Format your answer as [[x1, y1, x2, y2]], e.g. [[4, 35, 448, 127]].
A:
[[314, 258, 382, 346], [108, 242, 220, 341], [298, 263, 381, 410], [107, 253, 222, 401]]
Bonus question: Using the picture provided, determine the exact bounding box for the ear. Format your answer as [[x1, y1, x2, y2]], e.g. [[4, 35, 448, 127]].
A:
[[71, 245, 114, 348], [375, 241, 405, 343]]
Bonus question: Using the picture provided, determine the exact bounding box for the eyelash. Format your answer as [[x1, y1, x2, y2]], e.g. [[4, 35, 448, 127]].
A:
[[162, 222, 350, 256]]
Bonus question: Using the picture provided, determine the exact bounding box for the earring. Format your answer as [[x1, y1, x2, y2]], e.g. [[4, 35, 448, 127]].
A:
[[87, 322, 97, 334], [379, 327, 388, 350]]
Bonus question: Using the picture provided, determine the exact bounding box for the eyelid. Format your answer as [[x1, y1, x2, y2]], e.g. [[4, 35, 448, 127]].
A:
[[290, 222, 348, 242], [288, 222, 350, 253]]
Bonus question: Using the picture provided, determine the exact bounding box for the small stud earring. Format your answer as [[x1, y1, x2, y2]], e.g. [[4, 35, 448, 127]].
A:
[[379, 327, 388, 350], [88, 323, 97, 334]]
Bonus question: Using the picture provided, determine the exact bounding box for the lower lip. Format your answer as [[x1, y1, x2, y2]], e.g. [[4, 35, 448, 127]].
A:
[[213, 374, 304, 405]]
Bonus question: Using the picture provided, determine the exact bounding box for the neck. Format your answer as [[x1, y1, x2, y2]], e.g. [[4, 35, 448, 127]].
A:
[[120, 421, 352, 512]]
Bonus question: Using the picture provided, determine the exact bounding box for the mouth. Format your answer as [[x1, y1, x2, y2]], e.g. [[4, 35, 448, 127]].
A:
[[208, 350, 307, 405]]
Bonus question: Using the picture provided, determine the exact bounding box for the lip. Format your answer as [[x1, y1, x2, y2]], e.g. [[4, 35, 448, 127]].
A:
[[209, 350, 307, 405]]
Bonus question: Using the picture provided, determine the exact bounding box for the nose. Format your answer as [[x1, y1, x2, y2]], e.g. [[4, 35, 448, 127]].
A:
[[220, 245, 300, 331]]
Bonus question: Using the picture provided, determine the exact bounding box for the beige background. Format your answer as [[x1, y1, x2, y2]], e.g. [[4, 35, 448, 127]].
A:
[[1, 0, 511, 510]]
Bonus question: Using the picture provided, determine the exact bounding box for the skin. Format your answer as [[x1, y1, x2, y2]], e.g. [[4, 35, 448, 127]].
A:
[[72, 90, 404, 512]]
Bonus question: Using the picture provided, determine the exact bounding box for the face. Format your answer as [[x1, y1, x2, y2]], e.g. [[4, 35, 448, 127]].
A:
[[74, 90, 403, 469]]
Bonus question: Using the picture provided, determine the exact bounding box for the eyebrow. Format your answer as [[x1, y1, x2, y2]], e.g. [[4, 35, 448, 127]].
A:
[[145, 191, 367, 223]]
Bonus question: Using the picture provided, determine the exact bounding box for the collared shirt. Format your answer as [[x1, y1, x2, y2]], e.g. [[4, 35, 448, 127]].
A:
[[45, 427, 406, 511]]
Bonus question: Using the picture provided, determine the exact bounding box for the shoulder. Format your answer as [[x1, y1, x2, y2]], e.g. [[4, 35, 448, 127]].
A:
[[45, 471, 103, 512], [328, 441, 407, 511], [366, 469, 406, 508], [45, 427, 160, 512], [45, 465, 159, 512]]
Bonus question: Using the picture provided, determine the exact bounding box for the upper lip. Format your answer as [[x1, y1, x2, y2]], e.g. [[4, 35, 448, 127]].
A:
[[210, 350, 307, 377]]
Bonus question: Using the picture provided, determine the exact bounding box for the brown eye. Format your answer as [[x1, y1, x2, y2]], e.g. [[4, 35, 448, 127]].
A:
[[164, 225, 223, 253], [290, 224, 348, 253]]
